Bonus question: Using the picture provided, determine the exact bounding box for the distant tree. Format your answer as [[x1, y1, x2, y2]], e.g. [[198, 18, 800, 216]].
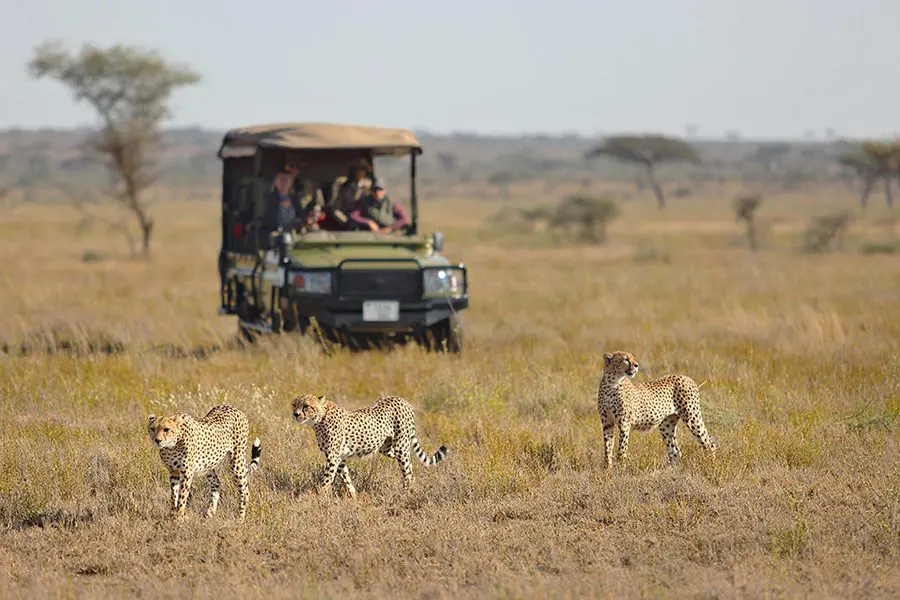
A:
[[725, 130, 742, 142], [16, 152, 53, 187], [584, 135, 700, 209], [436, 152, 457, 173], [749, 143, 791, 174], [487, 170, 516, 186], [26, 41, 200, 257], [733, 193, 763, 251], [837, 140, 900, 209], [837, 152, 878, 208]]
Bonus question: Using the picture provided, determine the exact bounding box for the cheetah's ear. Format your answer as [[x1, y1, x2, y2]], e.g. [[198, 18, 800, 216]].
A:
[[603, 353, 613, 365], [317, 394, 326, 403], [148, 414, 156, 431]]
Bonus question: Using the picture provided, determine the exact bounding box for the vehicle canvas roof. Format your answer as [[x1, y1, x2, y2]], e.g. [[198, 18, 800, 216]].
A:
[[218, 122, 423, 158]]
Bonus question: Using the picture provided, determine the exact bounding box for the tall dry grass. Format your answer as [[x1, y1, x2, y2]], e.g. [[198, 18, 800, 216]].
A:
[[0, 185, 898, 599]]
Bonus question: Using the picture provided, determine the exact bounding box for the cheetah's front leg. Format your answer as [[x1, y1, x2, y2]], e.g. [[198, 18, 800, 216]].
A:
[[616, 422, 632, 465], [318, 453, 341, 496], [175, 473, 194, 520], [600, 412, 616, 470], [168, 472, 183, 514], [337, 463, 357, 498]]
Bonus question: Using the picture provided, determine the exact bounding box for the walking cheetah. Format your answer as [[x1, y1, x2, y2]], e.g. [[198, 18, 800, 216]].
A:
[[597, 351, 716, 468], [147, 404, 262, 521], [291, 393, 448, 498]]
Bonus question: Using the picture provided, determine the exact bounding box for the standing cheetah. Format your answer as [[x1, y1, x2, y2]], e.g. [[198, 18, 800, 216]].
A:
[[597, 351, 716, 468], [291, 393, 448, 498], [148, 404, 262, 521]]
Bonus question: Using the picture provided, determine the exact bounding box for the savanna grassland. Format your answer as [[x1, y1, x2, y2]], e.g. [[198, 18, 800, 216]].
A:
[[1, 182, 898, 599]]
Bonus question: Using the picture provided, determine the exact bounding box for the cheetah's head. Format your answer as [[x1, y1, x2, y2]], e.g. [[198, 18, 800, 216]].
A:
[[147, 414, 185, 449], [603, 351, 639, 379], [292, 393, 327, 426]]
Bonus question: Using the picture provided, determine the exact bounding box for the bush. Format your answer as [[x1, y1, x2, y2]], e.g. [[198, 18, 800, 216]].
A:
[[733, 193, 764, 251], [550, 195, 620, 244], [802, 211, 853, 253], [860, 241, 900, 255]]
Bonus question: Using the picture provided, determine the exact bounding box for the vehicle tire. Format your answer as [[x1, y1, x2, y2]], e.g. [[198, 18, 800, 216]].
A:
[[345, 332, 373, 352], [237, 322, 259, 345], [283, 315, 310, 335], [423, 315, 462, 354]]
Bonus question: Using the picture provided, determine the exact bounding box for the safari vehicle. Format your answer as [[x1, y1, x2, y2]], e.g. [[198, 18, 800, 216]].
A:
[[215, 123, 468, 352]]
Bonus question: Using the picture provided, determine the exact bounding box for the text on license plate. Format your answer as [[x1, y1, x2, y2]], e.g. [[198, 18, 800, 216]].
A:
[[362, 300, 400, 322]]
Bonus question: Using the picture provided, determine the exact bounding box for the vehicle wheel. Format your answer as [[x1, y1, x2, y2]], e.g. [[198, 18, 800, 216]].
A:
[[345, 332, 371, 352], [237, 322, 258, 345], [283, 315, 310, 335], [422, 315, 462, 354]]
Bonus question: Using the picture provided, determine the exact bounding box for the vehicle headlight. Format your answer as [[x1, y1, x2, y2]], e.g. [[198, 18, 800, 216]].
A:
[[423, 267, 464, 297], [291, 271, 333, 294]]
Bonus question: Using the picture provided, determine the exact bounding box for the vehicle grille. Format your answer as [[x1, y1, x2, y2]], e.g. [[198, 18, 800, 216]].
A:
[[338, 270, 421, 300]]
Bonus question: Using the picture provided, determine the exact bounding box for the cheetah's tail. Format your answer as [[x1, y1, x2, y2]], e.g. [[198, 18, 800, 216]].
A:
[[250, 437, 262, 472], [411, 434, 448, 466]]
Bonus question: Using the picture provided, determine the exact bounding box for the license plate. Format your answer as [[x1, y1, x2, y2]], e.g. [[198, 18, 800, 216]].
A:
[[362, 300, 400, 322]]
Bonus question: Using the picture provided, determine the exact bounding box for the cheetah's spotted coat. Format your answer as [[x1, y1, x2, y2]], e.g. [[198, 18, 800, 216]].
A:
[[148, 404, 261, 521], [597, 351, 717, 468], [291, 393, 448, 497]]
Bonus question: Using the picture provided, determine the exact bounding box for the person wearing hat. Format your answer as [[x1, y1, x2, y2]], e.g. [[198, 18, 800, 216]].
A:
[[330, 159, 372, 214], [349, 178, 410, 233]]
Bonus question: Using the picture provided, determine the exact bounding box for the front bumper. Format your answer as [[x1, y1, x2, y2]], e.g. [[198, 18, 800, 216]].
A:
[[289, 295, 468, 332]]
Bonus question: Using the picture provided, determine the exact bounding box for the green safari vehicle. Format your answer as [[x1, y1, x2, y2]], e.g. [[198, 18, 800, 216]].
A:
[[215, 122, 468, 352]]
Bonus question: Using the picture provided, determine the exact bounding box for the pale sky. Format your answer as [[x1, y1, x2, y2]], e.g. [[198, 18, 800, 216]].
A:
[[1, 0, 897, 138]]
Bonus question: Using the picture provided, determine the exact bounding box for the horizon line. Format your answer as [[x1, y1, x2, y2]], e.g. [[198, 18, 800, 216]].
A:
[[0, 124, 873, 144]]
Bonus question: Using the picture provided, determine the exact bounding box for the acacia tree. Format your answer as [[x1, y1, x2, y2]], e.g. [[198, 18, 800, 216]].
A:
[[837, 140, 900, 209], [27, 41, 200, 257], [584, 134, 700, 209]]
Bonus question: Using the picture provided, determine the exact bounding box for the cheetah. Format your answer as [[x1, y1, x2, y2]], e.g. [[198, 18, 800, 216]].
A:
[[291, 393, 448, 498], [597, 351, 716, 469], [147, 404, 262, 521]]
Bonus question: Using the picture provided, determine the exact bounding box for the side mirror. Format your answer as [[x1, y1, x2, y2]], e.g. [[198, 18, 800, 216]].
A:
[[432, 231, 445, 252]]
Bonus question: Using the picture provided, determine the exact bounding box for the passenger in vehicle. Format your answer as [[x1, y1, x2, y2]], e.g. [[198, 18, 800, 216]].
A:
[[262, 167, 303, 239], [309, 182, 345, 231], [293, 178, 325, 232], [331, 159, 372, 214], [349, 178, 410, 233]]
